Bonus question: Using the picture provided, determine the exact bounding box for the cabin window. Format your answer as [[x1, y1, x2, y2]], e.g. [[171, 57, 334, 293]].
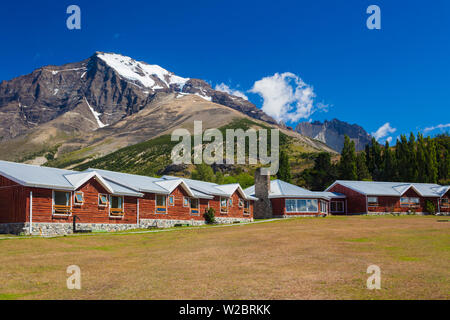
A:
[[228, 199, 233, 206], [401, 197, 420, 207], [220, 197, 228, 213], [238, 199, 244, 208], [190, 198, 199, 215], [441, 198, 449, 208], [285, 199, 318, 213], [367, 197, 378, 206], [168, 195, 175, 206], [320, 200, 328, 213], [330, 201, 344, 213], [183, 197, 189, 207], [74, 192, 84, 205], [244, 201, 250, 215], [53, 191, 72, 215], [110, 196, 124, 216], [156, 195, 167, 213], [98, 194, 108, 207]]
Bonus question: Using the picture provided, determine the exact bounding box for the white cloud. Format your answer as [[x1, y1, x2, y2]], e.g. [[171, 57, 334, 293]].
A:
[[372, 122, 397, 141], [423, 123, 450, 133], [249, 72, 325, 123], [386, 136, 393, 144], [214, 83, 248, 100]]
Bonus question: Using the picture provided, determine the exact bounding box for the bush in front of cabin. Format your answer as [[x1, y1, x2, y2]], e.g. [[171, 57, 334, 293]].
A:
[[425, 200, 436, 215], [204, 207, 216, 224]]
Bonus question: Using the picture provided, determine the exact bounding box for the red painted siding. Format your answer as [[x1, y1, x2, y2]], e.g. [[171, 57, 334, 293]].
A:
[[328, 184, 367, 214], [0, 176, 28, 223], [29, 179, 138, 224]]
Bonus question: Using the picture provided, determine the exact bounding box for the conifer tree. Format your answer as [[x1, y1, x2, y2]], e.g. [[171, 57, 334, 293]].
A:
[[277, 150, 292, 183], [408, 132, 418, 181], [416, 133, 427, 182], [425, 137, 438, 183], [339, 135, 357, 180], [382, 140, 396, 180], [356, 151, 371, 180]]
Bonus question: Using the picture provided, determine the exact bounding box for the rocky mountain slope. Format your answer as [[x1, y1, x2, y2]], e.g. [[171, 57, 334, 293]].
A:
[[0, 52, 334, 169], [296, 118, 372, 152]]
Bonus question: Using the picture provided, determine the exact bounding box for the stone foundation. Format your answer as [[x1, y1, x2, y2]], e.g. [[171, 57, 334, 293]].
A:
[[0, 216, 254, 236]]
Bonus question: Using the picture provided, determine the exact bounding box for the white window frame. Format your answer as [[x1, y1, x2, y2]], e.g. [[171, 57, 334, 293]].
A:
[[73, 191, 84, 206], [155, 194, 167, 214], [52, 190, 72, 216], [285, 199, 319, 213], [168, 195, 175, 206], [183, 196, 189, 207], [244, 200, 250, 215], [98, 193, 108, 207], [109, 195, 125, 217], [220, 197, 228, 214], [320, 200, 328, 213]]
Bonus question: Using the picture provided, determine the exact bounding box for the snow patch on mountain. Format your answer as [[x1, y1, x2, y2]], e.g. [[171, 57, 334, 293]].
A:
[[84, 97, 107, 128], [97, 52, 189, 90]]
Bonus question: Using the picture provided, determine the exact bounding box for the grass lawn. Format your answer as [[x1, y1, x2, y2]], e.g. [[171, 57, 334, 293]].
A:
[[0, 215, 448, 300]]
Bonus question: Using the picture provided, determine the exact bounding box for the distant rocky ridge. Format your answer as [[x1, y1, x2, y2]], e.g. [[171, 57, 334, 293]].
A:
[[295, 118, 372, 152]]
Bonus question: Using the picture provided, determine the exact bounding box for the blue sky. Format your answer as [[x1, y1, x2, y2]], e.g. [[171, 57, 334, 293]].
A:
[[0, 0, 449, 143]]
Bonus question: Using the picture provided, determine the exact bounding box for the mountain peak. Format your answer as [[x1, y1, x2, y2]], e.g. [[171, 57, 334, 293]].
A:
[[296, 118, 372, 152]]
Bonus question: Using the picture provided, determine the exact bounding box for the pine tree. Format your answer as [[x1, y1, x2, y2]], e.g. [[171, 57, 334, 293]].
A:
[[396, 134, 410, 181], [339, 135, 357, 180], [408, 132, 418, 181], [416, 133, 427, 182], [356, 152, 371, 180], [277, 150, 292, 182], [382, 140, 396, 180], [425, 137, 438, 183]]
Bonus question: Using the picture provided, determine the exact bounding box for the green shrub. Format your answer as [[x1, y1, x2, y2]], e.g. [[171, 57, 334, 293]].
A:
[[204, 207, 216, 224], [425, 200, 436, 214]]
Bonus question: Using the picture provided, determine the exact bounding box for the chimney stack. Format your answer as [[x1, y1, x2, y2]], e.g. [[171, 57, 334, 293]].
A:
[[254, 168, 273, 219]]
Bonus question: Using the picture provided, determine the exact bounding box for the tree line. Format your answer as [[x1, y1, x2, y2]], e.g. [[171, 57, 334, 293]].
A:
[[297, 133, 450, 191]]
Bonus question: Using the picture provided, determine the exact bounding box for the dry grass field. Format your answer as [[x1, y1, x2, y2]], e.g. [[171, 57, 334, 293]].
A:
[[0, 215, 448, 300]]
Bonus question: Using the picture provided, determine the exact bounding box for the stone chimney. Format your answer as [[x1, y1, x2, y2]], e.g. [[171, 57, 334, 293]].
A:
[[254, 168, 273, 219]]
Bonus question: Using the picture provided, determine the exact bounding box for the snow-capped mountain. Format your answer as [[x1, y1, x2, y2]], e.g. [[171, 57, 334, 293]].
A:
[[0, 52, 276, 141]]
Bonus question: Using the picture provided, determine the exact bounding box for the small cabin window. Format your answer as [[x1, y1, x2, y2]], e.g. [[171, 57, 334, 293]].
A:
[[367, 197, 378, 206], [228, 199, 233, 206], [238, 199, 244, 207], [156, 195, 167, 213], [110, 196, 124, 216], [74, 192, 84, 205], [168, 195, 175, 206], [441, 198, 449, 208], [53, 191, 72, 215], [183, 197, 189, 207], [330, 201, 344, 213], [190, 198, 199, 215], [401, 197, 420, 207], [99, 194, 108, 207], [220, 197, 228, 213], [244, 201, 250, 215], [320, 200, 328, 213]]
